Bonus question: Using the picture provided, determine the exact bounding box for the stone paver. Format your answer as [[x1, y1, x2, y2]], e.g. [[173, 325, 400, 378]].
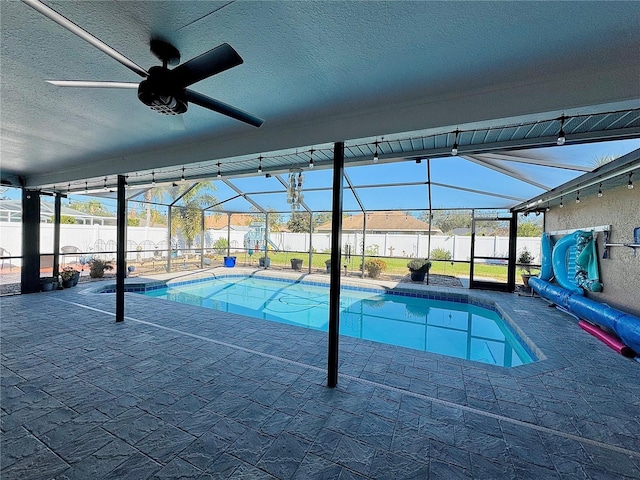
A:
[[1, 273, 639, 479]]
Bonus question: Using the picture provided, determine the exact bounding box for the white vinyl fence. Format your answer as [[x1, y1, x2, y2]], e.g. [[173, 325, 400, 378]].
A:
[[0, 223, 542, 266]]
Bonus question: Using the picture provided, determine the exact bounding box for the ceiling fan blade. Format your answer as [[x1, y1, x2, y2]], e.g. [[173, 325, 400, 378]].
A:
[[172, 43, 243, 89], [46, 81, 140, 89], [186, 90, 264, 127], [23, 0, 147, 78]]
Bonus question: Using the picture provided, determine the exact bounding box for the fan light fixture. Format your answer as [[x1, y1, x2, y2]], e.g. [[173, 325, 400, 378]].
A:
[[309, 149, 315, 169], [628, 172, 634, 189], [557, 116, 566, 146], [257, 156, 263, 174], [287, 168, 304, 210], [451, 130, 459, 155]]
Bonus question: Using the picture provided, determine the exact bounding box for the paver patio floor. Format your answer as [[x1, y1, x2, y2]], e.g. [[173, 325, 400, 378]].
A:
[[1, 272, 639, 479]]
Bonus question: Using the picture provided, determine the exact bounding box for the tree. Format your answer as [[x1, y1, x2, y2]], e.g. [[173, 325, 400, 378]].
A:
[[69, 199, 113, 217], [517, 221, 542, 237], [591, 154, 618, 169], [170, 182, 217, 250], [422, 210, 471, 234], [250, 207, 283, 231], [287, 211, 333, 233], [287, 212, 311, 232]]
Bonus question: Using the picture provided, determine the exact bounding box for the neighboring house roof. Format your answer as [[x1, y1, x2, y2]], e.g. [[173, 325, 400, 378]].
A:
[[316, 211, 442, 234], [205, 214, 255, 229]]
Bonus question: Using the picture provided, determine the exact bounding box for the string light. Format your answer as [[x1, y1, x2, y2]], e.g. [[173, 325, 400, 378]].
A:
[[217, 163, 221, 178], [373, 141, 379, 163], [180, 167, 185, 183], [151, 171, 156, 185], [628, 172, 634, 189], [559, 196, 564, 208], [598, 183, 603, 197], [557, 115, 566, 146], [309, 149, 314, 169], [546, 203, 550, 212], [257, 156, 263, 174], [84, 181, 88, 193], [451, 129, 459, 155], [103, 177, 108, 191], [67, 183, 71, 194], [575, 190, 580, 203]]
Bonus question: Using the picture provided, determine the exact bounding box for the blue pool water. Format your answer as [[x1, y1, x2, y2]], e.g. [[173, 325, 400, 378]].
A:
[[143, 276, 534, 367]]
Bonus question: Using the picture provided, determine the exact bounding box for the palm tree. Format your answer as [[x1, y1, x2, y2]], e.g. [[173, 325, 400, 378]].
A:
[[591, 154, 618, 169], [170, 182, 217, 251]]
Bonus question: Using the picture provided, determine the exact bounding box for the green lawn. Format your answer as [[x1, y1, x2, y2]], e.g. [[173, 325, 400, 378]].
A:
[[247, 252, 515, 282]]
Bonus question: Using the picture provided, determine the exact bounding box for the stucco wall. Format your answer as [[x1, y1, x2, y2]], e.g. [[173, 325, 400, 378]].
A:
[[545, 183, 639, 316]]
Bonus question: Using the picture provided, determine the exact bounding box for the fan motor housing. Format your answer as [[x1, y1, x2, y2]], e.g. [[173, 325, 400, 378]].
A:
[[138, 67, 187, 115]]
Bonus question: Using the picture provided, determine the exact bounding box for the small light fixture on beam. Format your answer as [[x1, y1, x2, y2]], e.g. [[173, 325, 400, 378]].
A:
[[373, 141, 379, 163], [575, 190, 580, 203], [557, 115, 566, 146], [451, 129, 459, 155], [180, 167, 186, 183], [257, 156, 263, 174], [559, 196, 564, 208], [151, 171, 156, 185], [628, 172, 634, 189], [309, 149, 314, 169], [598, 183, 603, 197], [546, 202, 550, 212], [103, 177, 108, 191], [84, 181, 88, 193], [217, 163, 222, 178]]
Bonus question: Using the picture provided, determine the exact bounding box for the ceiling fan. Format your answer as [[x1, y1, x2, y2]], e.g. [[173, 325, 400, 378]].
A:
[[24, 0, 264, 127]]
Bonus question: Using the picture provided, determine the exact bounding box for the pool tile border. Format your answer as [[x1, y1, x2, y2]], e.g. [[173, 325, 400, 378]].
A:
[[93, 271, 541, 363]]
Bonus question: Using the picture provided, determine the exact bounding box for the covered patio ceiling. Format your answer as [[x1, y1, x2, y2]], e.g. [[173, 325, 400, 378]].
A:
[[1, 1, 639, 210]]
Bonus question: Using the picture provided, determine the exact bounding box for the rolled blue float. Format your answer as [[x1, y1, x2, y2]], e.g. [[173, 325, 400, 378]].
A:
[[530, 277, 640, 354], [539, 233, 553, 281]]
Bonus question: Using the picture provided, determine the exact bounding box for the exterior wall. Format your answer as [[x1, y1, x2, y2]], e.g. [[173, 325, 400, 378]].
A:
[[545, 183, 639, 317]]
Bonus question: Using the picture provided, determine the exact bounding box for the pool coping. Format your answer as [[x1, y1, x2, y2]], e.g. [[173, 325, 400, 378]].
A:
[[88, 267, 545, 365]]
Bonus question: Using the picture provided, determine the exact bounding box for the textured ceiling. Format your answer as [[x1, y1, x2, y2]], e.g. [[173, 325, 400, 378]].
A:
[[1, 1, 639, 189]]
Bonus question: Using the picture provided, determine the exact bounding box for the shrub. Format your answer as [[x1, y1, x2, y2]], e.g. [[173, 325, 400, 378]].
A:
[[430, 248, 452, 261], [362, 259, 387, 278], [212, 237, 229, 255]]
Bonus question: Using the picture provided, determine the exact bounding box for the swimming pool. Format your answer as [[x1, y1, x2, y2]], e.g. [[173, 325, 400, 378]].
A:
[[142, 275, 535, 367]]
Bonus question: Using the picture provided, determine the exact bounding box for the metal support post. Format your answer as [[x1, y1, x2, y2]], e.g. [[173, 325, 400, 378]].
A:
[[115, 175, 126, 322]]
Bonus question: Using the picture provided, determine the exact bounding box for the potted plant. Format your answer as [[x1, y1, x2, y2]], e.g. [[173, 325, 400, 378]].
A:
[[259, 256, 270, 268], [88, 258, 113, 279], [517, 248, 534, 287], [40, 276, 58, 292], [407, 259, 432, 282], [362, 259, 387, 279], [290, 258, 303, 270], [60, 267, 77, 288]]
